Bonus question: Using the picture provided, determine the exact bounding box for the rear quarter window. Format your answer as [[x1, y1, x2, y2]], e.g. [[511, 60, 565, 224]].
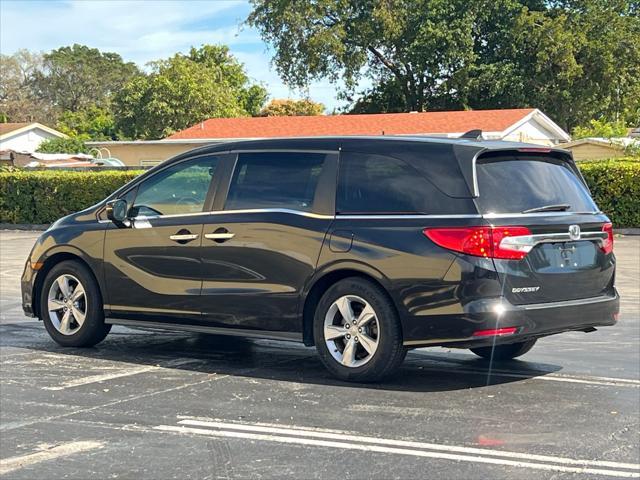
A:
[[337, 152, 476, 215], [475, 155, 597, 214]]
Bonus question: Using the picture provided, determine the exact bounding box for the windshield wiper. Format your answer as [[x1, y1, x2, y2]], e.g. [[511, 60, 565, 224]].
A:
[[522, 204, 571, 214]]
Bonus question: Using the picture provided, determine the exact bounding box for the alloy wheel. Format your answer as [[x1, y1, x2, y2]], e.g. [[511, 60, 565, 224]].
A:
[[324, 295, 380, 368], [47, 274, 87, 335]]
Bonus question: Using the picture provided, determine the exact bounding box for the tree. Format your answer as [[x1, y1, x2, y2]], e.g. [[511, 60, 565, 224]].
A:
[[248, 0, 640, 130], [55, 106, 117, 141], [248, 0, 479, 113], [0, 50, 52, 123], [113, 45, 268, 139], [463, 0, 640, 130], [34, 44, 139, 113], [572, 119, 629, 139], [259, 98, 325, 116], [35, 137, 89, 154]]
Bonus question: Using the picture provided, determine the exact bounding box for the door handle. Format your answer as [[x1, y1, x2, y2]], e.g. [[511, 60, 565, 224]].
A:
[[205, 228, 235, 243], [169, 232, 199, 243], [204, 233, 235, 240]]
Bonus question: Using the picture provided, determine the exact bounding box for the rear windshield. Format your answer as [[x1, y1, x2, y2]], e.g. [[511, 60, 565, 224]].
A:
[[475, 156, 597, 214]]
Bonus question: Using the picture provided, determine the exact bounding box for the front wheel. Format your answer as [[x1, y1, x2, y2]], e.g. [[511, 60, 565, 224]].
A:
[[470, 339, 537, 361], [313, 277, 406, 382], [40, 260, 111, 347]]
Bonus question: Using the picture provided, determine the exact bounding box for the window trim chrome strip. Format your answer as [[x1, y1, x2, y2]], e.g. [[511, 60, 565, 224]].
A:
[[499, 231, 608, 253], [102, 208, 336, 223], [483, 211, 602, 219], [335, 214, 482, 219]]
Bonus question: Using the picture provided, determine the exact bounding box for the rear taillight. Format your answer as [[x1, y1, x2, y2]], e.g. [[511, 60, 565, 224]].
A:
[[424, 226, 532, 260], [601, 222, 614, 254]]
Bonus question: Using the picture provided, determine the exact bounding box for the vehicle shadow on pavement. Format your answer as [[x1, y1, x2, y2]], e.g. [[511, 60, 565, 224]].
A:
[[1, 323, 562, 393]]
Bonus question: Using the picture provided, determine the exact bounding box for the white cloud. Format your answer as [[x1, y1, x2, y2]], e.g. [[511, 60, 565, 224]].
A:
[[1, 0, 246, 64], [0, 0, 354, 111]]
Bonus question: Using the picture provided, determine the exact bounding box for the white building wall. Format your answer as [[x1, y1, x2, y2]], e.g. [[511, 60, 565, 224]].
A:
[[0, 128, 61, 153], [502, 118, 560, 146]]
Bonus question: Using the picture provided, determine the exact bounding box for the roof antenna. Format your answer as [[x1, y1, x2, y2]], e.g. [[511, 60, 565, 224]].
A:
[[461, 129, 483, 140]]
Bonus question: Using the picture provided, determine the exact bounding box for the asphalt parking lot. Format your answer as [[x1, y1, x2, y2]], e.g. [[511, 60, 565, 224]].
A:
[[0, 230, 638, 479]]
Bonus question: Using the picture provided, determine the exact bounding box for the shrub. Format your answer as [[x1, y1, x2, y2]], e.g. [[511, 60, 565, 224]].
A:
[[578, 158, 640, 228], [0, 170, 143, 224], [36, 137, 91, 154], [572, 119, 629, 140], [0, 160, 638, 227]]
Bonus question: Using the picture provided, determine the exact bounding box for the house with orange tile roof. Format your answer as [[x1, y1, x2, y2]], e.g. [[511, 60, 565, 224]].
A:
[[88, 108, 570, 167]]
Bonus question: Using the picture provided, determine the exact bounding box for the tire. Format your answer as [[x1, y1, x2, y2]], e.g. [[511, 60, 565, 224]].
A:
[[40, 260, 111, 347], [313, 277, 406, 382], [470, 339, 537, 361]]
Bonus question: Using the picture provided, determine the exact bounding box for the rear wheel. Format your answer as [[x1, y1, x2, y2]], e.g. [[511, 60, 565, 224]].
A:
[[40, 260, 111, 347], [470, 339, 537, 361], [313, 277, 406, 382]]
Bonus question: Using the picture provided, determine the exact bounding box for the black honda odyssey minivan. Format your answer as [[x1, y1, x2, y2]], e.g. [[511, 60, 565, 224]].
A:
[[22, 136, 619, 381]]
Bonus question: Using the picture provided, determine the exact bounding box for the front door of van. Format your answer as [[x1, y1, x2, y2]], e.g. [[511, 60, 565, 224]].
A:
[[198, 151, 337, 334], [103, 154, 221, 323]]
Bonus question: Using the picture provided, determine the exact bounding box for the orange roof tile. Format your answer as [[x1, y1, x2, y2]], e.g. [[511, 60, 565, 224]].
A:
[[166, 109, 536, 140], [0, 123, 31, 136]]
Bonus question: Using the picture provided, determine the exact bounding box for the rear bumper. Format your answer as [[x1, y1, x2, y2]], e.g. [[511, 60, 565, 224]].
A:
[[402, 290, 620, 348]]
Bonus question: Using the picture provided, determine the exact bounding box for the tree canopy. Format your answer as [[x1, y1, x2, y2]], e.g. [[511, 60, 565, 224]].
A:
[[0, 50, 52, 123], [113, 45, 268, 139], [259, 98, 325, 116], [35, 137, 90, 155], [34, 44, 139, 113], [248, 0, 640, 130]]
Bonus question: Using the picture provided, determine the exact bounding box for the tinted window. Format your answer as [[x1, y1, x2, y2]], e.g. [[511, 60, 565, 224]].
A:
[[131, 156, 217, 217], [225, 152, 326, 211], [475, 157, 597, 213], [337, 152, 474, 214]]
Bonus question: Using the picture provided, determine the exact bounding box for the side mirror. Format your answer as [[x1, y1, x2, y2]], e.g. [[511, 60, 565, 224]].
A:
[[105, 199, 128, 223]]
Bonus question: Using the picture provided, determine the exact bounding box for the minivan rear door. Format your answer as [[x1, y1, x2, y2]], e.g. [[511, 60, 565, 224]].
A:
[[474, 152, 615, 305]]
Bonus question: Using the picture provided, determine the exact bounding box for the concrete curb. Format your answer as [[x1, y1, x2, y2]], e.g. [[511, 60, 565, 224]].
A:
[[616, 228, 640, 236], [0, 223, 49, 231]]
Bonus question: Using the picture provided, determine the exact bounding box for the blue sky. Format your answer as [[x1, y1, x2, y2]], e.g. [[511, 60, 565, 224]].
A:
[[0, 0, 347, 111]]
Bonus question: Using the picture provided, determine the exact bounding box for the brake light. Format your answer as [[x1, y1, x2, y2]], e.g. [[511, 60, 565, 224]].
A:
[[517, 147, 552, 153], [424, 226, 532, 260], [472, 327, 517, 337], [601, 222, 614, 254]]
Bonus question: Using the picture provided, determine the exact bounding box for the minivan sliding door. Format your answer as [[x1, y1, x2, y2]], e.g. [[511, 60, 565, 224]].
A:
[[198, 151, 337, 335]]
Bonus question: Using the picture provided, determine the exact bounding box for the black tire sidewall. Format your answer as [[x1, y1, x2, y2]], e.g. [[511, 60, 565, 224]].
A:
[[40, 260, 110, 347], [313, 277, 405, 382]]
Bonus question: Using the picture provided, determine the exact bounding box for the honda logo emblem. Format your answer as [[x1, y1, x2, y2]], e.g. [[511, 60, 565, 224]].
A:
[[569, 224, 581, 240]]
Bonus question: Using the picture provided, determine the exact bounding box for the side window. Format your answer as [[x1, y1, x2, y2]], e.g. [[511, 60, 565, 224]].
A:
[[225, 152, 326, 211], [337, 153, 430, 214], [130, 156, 218, 217]]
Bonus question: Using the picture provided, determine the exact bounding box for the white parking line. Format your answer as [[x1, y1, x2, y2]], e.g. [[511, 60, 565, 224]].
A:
[[0, 441, 103, 475], [42, 358, 204, 391], [154, 419, 640, 478]]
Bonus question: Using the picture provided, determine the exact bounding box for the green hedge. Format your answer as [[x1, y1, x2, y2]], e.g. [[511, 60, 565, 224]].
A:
[[0, 159, 638, 226], [578, 158, 640, 228], [0, 170, 143, 224]]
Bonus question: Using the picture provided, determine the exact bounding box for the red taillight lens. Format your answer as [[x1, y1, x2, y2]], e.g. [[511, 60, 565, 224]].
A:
[[601, 222, 614, 254], [424, 226, 532, 260], [472, 327, 518, 337]]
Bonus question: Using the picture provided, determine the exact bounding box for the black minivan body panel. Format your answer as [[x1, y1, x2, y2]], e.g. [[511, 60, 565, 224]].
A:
[[21, 136, 619, 350]]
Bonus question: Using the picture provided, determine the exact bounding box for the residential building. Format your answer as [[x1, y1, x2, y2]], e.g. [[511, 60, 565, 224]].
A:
[[88, 109, 570, 167], [0, 122, 67, 153]]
